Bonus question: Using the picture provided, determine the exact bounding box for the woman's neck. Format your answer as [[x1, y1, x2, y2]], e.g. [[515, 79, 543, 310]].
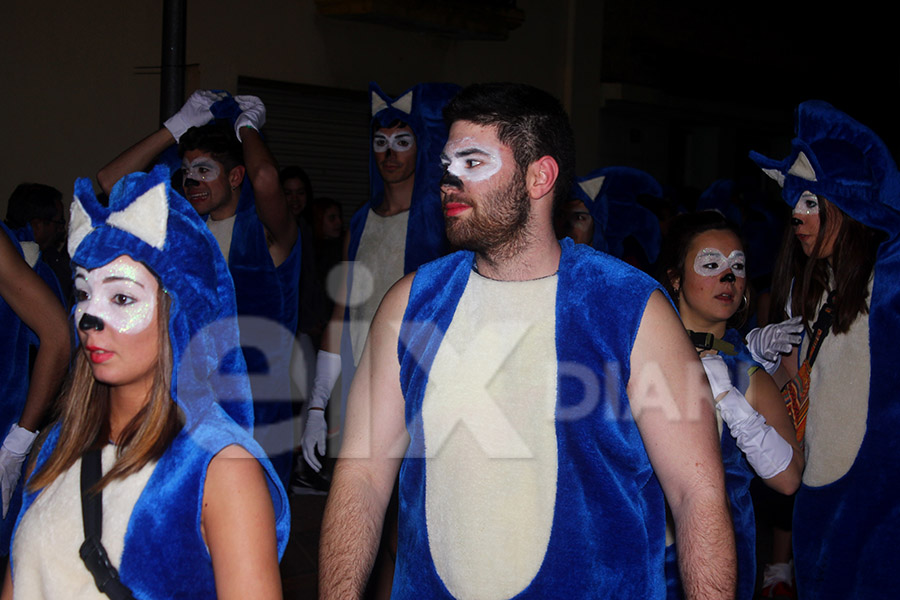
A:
[[678, 309, 728, 340], [107, 383, 152, 444]]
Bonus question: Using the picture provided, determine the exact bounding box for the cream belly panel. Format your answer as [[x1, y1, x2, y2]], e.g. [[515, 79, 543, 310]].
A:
[[348, 209, 408, 365], [13, 445, 157, 599], [423, 271, 558, 600], [802, 304, 870, 487]]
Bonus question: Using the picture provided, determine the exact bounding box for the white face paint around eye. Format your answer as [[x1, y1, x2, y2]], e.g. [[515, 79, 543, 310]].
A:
[[74, 256, 159, 335], [373, 131, 416, 154], [181, 157, 221, 183], [440, 136, 503, 183], [692, 248, 746, 278], [793, 191, 820, 216]]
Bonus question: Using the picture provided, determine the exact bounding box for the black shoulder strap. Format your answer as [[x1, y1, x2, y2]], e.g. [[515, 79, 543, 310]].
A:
[[79, 448, 137, 600], [805, 291, 836, 367]]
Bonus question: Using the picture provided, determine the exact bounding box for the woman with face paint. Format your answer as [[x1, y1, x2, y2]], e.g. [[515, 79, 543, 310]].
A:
[[657, 210, 803, 600], [748, 100, 900, 600], [2, 166, 288, 600]]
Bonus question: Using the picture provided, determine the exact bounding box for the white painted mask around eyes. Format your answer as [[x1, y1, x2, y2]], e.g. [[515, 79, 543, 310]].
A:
[[74, 257, 159, 334], [692, 248, 746, 278], [181, 158, 221, 183], [793, 191, 820, 216], [373, 132, 416, 154], [440, 137, 503, 183]]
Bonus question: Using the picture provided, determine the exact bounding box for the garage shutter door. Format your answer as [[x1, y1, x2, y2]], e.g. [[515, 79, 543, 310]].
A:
[[238, 76, 371, 222]]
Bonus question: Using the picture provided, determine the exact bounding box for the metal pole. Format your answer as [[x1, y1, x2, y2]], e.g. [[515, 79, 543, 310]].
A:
[[160, 0, 186, 124]]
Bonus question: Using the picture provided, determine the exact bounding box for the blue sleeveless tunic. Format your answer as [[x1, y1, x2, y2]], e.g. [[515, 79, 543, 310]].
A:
[[392, 239, 668, 598]]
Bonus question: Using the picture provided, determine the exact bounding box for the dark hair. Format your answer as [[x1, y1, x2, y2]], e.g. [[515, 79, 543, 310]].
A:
[[5, 183, 63, 228], [280, 166, 314, 198], [657, 210, 750, 328], [770, 196, 881, 335], [443, 83, 576, 207], [311, 196, 343, 239], [178, 121, 243, 171]]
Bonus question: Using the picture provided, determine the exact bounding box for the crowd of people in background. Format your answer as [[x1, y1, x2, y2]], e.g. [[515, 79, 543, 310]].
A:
[[0, 81, 897, 600]]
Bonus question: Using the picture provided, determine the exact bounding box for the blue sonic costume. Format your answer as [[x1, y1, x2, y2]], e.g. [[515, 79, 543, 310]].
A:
[[11, 165, 290, 598], [574, 166, 663, 269], [336, 81, 458, 432], [750, 100, 900, 599], [392, 238, 669, 599], [0, 222, 66, 554], [665, 330, 760, 600]]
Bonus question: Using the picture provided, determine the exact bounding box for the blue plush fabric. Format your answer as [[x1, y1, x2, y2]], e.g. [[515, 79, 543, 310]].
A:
[[750, 100, 900, 599], [393, 238, 668, 598], [12, 166, 289, 593], [664, 329, 759, 600]]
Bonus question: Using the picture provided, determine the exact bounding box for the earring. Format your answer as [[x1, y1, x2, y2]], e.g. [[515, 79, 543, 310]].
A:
[[738, 292, 749, 311]]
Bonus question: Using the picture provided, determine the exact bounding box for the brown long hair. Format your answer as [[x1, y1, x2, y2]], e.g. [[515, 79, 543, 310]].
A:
[[29, 288, 183, 492], [770, 196, 881, 334]]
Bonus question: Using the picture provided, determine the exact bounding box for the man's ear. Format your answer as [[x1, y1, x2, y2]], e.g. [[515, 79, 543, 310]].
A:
[[228, 165, 246, 190], [527, 155, 559, 201]]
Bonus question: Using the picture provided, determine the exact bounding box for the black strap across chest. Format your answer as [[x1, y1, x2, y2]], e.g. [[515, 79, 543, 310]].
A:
[[79, 447, 137, 600]]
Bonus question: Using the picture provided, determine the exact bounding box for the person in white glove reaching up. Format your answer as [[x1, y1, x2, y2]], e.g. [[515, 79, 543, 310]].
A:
[[97, 90, 301, 488], [657, 210, 803, 600], [0, 220, 69, 556]]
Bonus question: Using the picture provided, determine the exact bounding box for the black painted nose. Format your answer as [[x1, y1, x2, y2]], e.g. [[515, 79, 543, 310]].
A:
[[440, 170, 464, 190], [79, 313, 105, 331], [720, 272, 736, 283], [183, 177, 200, 188], [791, 216, 803, 227]]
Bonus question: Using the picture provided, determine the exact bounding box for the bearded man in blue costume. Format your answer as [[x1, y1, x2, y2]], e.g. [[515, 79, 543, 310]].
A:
[[299, 82, 459, 474], [97, 91, 301, 487], [319, 83, 736, 600]]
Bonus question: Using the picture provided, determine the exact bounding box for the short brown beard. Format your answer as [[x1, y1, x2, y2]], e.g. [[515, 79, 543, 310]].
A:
[[446, 166, 531, 263]]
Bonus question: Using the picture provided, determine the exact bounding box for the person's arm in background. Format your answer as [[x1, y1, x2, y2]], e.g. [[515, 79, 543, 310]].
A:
[[300, 232, 351, 471], [231, 96, 298, 267], [0, 232, 70, 518], [629, 291, 736, 600]]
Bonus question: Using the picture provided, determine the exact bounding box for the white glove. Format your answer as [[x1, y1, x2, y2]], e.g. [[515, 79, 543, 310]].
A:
[[163, 90, 226, 142], [1, 424, 38, 518], [745, 316, 804, 375], [700, 354, 733, 400], [300, 350, 341, 472], [234, 95, 266, 142], [717, 388, 793, 479]]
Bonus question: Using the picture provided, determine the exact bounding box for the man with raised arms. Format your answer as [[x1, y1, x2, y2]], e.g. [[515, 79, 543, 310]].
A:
[[97, 91, 301, 486], [319, 83, 736, 599]]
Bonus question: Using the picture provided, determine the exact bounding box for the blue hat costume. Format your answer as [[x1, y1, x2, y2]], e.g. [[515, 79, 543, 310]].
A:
[[750, 100, 900, 599], [15, 165, 290, 597], [581, 166, 663, 265]]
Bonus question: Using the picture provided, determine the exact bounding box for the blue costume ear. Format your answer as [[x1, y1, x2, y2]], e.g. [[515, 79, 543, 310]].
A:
[[69, 164, 253, 431], [749, 100, 900, 232]]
